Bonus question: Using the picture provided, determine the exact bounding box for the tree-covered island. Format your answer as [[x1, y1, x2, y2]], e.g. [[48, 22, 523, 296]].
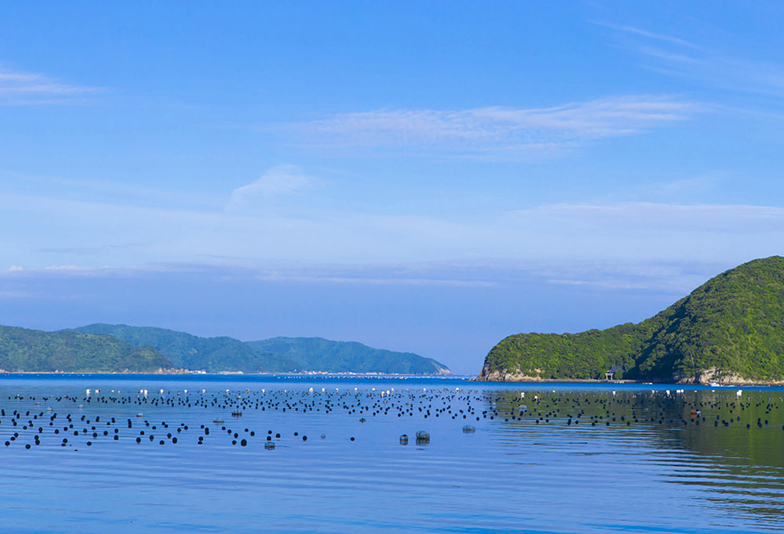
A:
[[478, 256, 784, 384]]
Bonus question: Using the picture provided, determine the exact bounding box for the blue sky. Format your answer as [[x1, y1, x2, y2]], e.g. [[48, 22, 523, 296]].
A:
[[1, 1, 783, 373]]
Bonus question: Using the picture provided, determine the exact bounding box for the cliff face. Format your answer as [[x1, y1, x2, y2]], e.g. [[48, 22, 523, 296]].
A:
[[480, 256, 784, 384], [477, 363, 546, 382]]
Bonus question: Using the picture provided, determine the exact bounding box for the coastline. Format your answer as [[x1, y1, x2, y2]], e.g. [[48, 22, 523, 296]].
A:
[[0, 370, 455, 378], [475, 375, 784, 387]]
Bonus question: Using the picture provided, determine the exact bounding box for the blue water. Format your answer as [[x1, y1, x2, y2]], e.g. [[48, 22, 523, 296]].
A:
[[1, 375, 783, 533]]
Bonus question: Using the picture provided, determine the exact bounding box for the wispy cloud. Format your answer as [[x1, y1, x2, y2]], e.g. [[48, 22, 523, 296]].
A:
[[512, 202, 784, 235], [1, 186, 781, 277], [288, 95, 699, 158], [598, 22, 784, 102], [0, 66, 102, 105], [0, 257, 733, 298], [226, 165, 321, 213], [35, 244, 136, 256], [592, 22, 701, 50]]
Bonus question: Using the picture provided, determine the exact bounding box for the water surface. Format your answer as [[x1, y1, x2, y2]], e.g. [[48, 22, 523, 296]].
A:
[[1, 375, 782, 533]]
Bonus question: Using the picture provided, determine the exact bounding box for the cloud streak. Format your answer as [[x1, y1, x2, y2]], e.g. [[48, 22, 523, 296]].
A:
[[0, 187, 781, 276], [0, 66, 101, 105], [226, 165, 320, 212], [288, 95, 699, 158], [599, 22, 784, 103]]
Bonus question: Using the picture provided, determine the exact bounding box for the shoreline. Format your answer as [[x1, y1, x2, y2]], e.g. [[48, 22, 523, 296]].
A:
[[0, 370, 460, 381], [1, 371, 782, 386], [474, 377, 784, 387]]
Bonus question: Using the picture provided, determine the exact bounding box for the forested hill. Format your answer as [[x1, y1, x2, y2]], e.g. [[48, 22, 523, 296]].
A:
[[71, 325, 450, 375], [70, 324, 298, 373], [248, 337, 450, 374], [0, 325, 172, 373], [479, 256, 784, 384]]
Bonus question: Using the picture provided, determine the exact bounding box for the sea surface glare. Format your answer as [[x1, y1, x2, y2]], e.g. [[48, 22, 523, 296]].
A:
[[1, 375, 783, 534]]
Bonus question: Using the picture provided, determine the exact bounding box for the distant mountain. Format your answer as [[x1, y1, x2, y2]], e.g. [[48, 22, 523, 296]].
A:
[[71, 324, 298, 373], [70, 324, 449, 375], [479, 256, 784, 384], [248, 337, 450, 374], [0, 325, 172, 373]]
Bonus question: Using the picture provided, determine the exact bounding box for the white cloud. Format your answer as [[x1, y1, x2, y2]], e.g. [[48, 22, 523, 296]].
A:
[[599, 23, 784, 102], [0, 66, 101, 105], [517, 202, 784, 233], [289, 95, 698, 158], [591, 22, 701, 50], [226, 165, 319, 212], [1, 187, 782, 278]]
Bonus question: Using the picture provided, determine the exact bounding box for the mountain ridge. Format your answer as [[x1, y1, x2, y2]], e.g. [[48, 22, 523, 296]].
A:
[[70, 324, 450, 375]]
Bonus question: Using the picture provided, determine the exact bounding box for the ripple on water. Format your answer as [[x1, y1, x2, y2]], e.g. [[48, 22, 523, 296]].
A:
[[1, 378, 784, 533]]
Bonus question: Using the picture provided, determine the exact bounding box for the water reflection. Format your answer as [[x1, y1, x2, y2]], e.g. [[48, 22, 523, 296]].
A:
[[2, 377, 783, 533], [487, 388, 784, 530]]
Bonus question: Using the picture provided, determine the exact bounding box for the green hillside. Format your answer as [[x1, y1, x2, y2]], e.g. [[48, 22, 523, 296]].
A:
[[71, 325, 449, 374], [248, 337, 450, 374], [71, 324, 298, 373], [0, 325, 172, 373], [479, 256, 784, 384]]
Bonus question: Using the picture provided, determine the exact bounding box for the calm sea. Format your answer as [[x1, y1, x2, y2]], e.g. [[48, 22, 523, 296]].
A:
[[1, 374, 783, 534]]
